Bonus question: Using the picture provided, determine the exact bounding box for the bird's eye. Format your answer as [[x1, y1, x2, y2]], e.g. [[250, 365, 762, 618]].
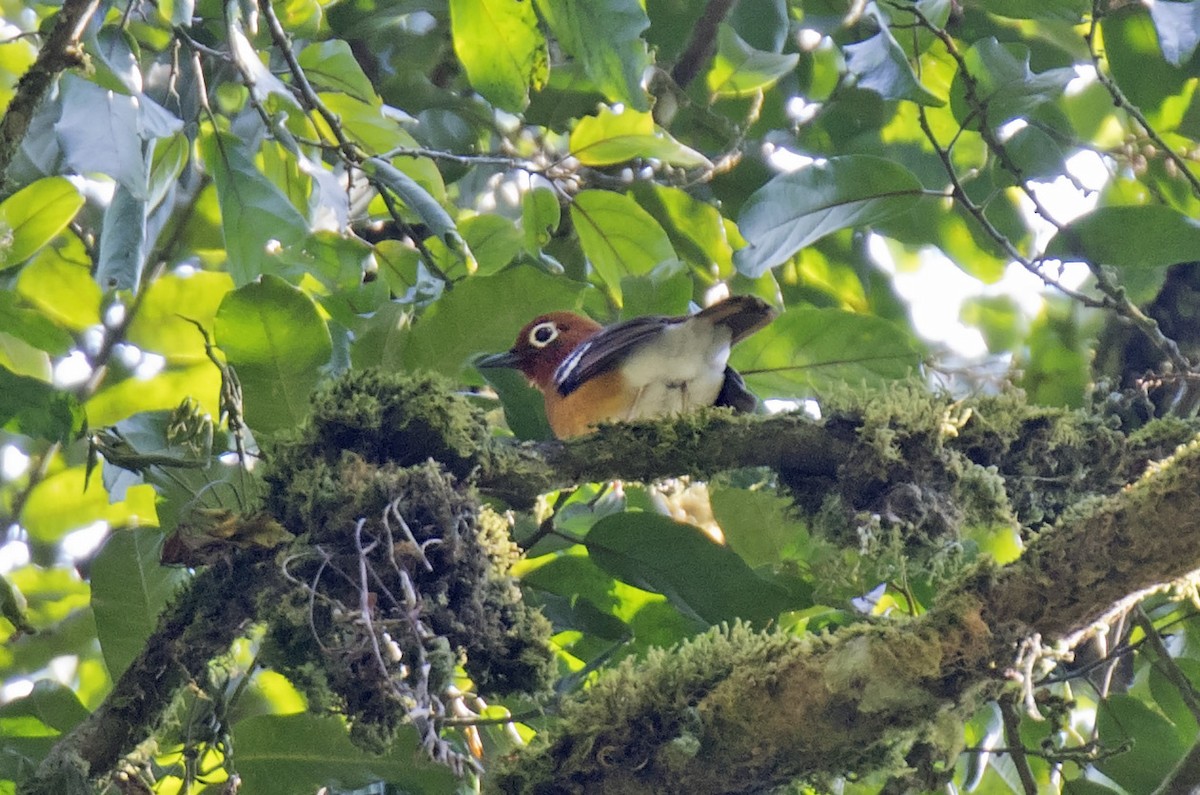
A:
[[529, 322, 558, 348]]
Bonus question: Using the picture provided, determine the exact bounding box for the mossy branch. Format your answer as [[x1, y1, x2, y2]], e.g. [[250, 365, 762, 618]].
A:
[[24, 556, 281, 795], [492, 438, 1200, 793]]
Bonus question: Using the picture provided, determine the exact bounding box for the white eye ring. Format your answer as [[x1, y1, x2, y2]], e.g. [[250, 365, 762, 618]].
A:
[[528, 321, 559, 348]]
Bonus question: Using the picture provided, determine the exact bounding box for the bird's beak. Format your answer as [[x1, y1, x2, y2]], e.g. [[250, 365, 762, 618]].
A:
[[475, 350, 521, 369]]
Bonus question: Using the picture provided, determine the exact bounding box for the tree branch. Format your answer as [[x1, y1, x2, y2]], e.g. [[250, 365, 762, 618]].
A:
[[493, 437, 1200, 793], [0, 0, 101, 192]]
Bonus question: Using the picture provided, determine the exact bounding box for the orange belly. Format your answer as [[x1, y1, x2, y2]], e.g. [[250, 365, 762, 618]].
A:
[[545, 371, 642, 438]]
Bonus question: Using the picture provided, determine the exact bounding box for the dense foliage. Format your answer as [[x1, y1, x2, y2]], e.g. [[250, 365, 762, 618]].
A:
[[4, 0, 1200, 792]]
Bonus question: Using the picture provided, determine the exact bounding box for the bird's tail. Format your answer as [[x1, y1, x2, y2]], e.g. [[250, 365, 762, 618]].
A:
[[697, 295, 777, 344]]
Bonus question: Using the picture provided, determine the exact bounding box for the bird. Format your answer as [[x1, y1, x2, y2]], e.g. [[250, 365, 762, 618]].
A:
[[476, 295, 777, 438]]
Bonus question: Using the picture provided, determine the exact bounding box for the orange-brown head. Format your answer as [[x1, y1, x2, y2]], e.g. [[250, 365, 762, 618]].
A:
[[476, 311, 603, 391]]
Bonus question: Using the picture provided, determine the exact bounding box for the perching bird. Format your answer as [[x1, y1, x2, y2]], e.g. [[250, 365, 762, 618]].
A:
[[476, 295, 777, 438]]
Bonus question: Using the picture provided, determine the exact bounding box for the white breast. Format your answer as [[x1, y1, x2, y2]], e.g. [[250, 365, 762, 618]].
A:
[[617, 321, 732, 418]]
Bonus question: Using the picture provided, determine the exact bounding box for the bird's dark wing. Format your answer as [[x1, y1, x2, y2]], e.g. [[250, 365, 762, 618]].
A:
[[714, 366, 758, 413], [554, 316, 674, 397]]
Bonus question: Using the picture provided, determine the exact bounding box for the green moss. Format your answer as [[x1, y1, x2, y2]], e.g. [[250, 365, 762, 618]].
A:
[[257, 371, 553, 751]]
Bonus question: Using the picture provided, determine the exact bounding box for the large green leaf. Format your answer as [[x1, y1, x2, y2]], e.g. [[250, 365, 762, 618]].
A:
[[450, 0, 547, 112], [402, 265, 589, 378], [0, 177, 84, 271], [96, 182, 148, 292], [90, 528, 188, 679], [214, 275, 333, 434], [733, 156, 923, 278], [534, 0, 651, 110], [843, 25, 943, 106], [709, 485, 811, 569], [15, 246, 101, 332], [1045, 205, 1200, 269], [569, 106, 711, 167], [949, 38, 1074, 130], [296, 40, 376, 102], [0, 370, 84, 443], [730, 307, 922, 397], [1095, 693, 1190, 793], [584, 512, 794, 625], [233, 714, 456, 794], [570, 189, 676, 302], [198, 131, 309, 286], [1147, 0, 1200, 66], [706, 24, 798, 99]]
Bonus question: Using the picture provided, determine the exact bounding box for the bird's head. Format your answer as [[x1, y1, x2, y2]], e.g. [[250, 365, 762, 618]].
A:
[[477, 311, 602, 389]]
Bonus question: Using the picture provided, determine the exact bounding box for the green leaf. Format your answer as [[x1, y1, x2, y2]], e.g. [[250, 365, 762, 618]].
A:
[[450, 0, 547, 112], [214, 275, 333, 434], [1148, 0, 1200, 66], [459, 214, 523, 275], [534, 0, 651, 111], [975, 0, 1087, 22], [569, 106, 712, 168], [1102, 9, 1192, 122], [296, 40, 376, 102], [233, 714, 456, 795], [949, 39, 1074, 130], [0, 370, 84, 443], [126, 270, 234, 363], [707, 24, 798, 99], [0, 293, 73, 355], [585, 512, 794, 625], [91, 528, 188, 679], [0, 177, 84, 271], [478, 365, 554, 440], [1046, 205, 1200, 269], [843, 26, 944, 106], [570, 190, 676, 302], [730, 308, 922, 396], [96, 182, 148, 292], [1096, 693, 1189, 793], [15, 245, 101, 331], [363, 156, 460, 245], [198, 130, 309, 285], [522, 186, 561, 254], [0, 681, 90, 734], [733, 156, 923, 278], [402, 265, 588, 377], [709, 485, 810, 569]]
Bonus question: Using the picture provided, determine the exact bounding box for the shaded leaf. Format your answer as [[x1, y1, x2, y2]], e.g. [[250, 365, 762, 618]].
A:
[[585, 512, 794, 625], [949, 38, 1074, 130], [233, 714, 456, 794], [534, 0, 651, 111], [296, 40, 376, 102], [734, 156, 923, 277], [707, 24, 798, 99], [403, 265, 588, 377], [730, 307, 922, 396], [1046, 205, 1200, 269], [0, 370, 84, 443], [198, 131, 308, 285], [91, 528, 188, 679], [843, 25, 943, 106]]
